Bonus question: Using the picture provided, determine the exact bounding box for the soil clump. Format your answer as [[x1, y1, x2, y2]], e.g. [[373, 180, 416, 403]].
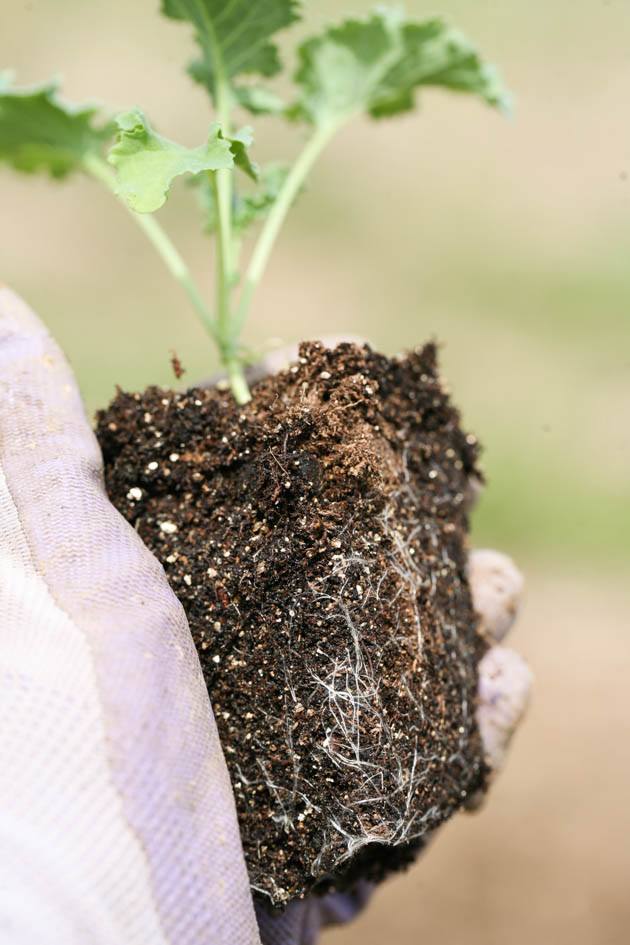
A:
[[96, 341, 487, 907]]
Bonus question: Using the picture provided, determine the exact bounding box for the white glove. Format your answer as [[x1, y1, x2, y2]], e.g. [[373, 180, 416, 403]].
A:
[[0, 286, 260, 945]]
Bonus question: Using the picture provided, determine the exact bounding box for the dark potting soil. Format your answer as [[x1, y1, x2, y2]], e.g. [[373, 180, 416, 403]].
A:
[[96, 341, 488, 908]]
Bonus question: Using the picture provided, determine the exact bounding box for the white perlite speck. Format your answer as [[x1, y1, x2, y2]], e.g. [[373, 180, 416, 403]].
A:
[[127, 487, 143, 501], [159, 521, 178, 535]]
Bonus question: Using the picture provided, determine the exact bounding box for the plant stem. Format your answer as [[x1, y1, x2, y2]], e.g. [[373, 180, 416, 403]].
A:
[[233, 121, 340, 339], [209, 170, 250, 403], [211, 170, 232, 343], [214, 83, 234, 331], [212, 69, 251, 404], [226, 358, 250, 404], [83, 153, 218, 344]]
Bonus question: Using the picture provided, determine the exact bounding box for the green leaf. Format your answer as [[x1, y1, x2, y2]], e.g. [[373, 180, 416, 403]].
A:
[[229, 126, 258, 181], [290, 11, 510, 129], [234, 84, 286, 117], [369, 20, 511, 118], [160, 0, 300, 101], [107, 108, 234, 212], [0, 76, 111, 178], [194, 162, 289, 234]]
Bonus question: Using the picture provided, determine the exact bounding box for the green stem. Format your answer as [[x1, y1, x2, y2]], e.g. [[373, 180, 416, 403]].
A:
[[234, 121, 341, 339], [83, 153, 218, 344], [209, 54, 250, 403], [214, 84, 234, 331], [226, 358, 250, 405], [211, 170, 232, 345], [210, 170, 250, 404]]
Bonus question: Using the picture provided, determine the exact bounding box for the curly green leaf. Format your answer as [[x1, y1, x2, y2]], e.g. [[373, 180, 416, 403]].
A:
[[160, 0, 301, 101], [229, 126, 259, 181], [290, 11, 511, 128], [0, 76, 112, 178], [107, 109, 234, 212]]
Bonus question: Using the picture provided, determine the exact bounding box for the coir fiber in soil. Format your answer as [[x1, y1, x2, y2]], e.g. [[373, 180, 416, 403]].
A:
[[96, 341, 487, 907]]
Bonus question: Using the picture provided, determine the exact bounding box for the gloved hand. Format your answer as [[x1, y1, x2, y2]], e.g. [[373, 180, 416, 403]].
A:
[[0, 287, 531, 945], [0, 286, 259, 945]]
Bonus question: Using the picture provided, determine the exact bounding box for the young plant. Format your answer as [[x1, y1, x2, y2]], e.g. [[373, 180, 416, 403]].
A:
[[0, 2, 509, 404]]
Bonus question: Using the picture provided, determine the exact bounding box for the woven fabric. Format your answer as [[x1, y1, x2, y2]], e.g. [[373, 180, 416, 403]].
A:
[[0, 287, 260, 945]]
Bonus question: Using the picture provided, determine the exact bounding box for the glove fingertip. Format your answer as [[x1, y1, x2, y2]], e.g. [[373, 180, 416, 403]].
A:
[[469, 549, 524, 642], [477, 645, 533, 774]]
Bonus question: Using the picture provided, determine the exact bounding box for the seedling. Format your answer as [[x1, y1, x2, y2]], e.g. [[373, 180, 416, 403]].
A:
[[1, 2, 512, 906], [0, 2, 508, 403]]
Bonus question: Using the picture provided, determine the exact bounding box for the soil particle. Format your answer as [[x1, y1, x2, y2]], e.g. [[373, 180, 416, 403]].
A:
[[96, 341, 487, 908], [170, 350, 186, 380]]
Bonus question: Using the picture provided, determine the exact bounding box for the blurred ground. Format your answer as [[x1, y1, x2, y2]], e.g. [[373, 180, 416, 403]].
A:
[[1, 1, 629, 943]]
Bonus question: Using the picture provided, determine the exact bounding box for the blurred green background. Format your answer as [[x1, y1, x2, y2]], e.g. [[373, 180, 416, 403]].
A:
[[2, 0, 629, 568], [2, 2, 629, 944]]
